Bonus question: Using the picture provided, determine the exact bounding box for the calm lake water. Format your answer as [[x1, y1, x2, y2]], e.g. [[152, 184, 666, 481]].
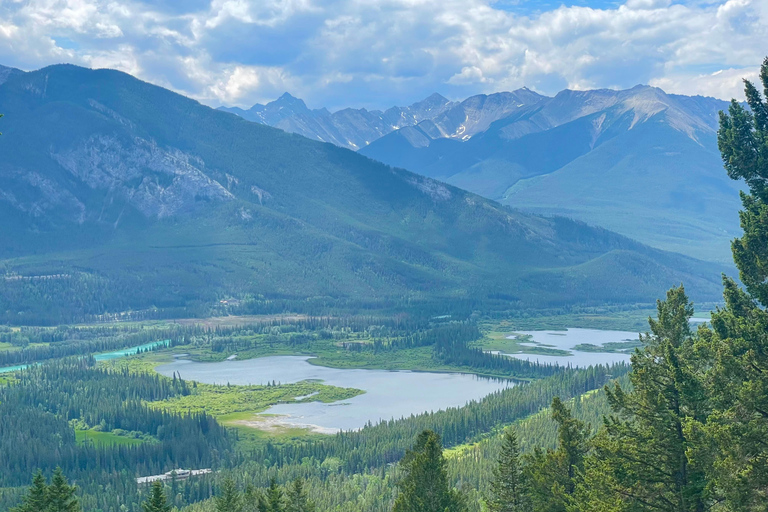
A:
[[156, 356, 515, 432], [503, 328, 639, 367]]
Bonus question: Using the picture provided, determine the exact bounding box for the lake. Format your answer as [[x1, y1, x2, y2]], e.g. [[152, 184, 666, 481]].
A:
[[156, 356, 515, 433], [502, 328, 639, 367]]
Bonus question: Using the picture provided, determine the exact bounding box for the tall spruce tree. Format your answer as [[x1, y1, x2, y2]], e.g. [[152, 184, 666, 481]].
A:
[[392, 430, 466, 512], [142, 481, 172, 512], [216, 477, 243, 512], [11, 470, 50, 512], [285, 478, 315, 512], [523, 397, 589, 512], [263, 479, 285, 512], [243, 483, 263, 512], [487, 428, 525, 512], [47, 468, 81, 512], [707, 55, 768, 510], [575, 286, 710, 512]]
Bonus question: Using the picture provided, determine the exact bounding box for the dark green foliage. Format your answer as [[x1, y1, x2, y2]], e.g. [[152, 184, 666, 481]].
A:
[[142, 481, 171, 512], [0, 358, 231, 510], [704, 56, 768, 510], [10, 470, 50, 512], [718, 58, 768, 304], [392, 430, 466, 512], [216, 477, 243, 512], [487, 429, 525, 512], [11, 468, 81, 512], [285, 479, 315, 512], [46, 468, 81, 512], [577, 287, 709, 511], [522, 398, 588, 512], [263, 479, 285, 512], [243, 484, 264, 512]]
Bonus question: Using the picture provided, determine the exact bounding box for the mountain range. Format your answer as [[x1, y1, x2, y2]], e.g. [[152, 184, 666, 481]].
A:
[[0, 64, 725, 321], [224, 86, 742, 263], [218, 88, 545, 151]]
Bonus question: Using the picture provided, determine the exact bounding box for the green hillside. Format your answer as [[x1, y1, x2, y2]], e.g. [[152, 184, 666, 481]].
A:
[[0, 65, 724, 323], [503, 121, 742, 262]]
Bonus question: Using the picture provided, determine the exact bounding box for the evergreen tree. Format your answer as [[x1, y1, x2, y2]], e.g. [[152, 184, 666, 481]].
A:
[[487, 428, 525, 512], [263, 479, 285, 512], [216, 477, 243, 512], [285, 478, 315, 512], [243, 484, 263, 512], [523, 397, 588, 512], [576, 286, 709, 512], [392, 429, 466, 512], [142, 481, 172, 512], [11, 470, 49, 512], [707, 55, 768, 510], [47, 468, 80, 512]]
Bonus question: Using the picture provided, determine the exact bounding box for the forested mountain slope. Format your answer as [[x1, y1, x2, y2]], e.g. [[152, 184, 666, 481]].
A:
[[0, 65, 724, 322], [360, 86, 741, 262]]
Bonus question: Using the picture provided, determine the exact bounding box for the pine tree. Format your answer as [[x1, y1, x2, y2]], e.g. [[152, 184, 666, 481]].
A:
[[523, 397, 588, 512], [216, 477, 243, 512], [392, 429, 466, 512], [707, 55, 768, 510], [285, 478, 315, 512], [263, 479, 284, 512], [47, 467, 80, 512], [243, 483, 262, 512], [575, 286, 709, 511], [11, 470, 49, 512], [487, 428, 525, 512], [142, 481, 172, 512]]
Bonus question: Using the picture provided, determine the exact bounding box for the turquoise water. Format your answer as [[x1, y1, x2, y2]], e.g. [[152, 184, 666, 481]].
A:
[[0, 339, 170, 374], [0, 363, 30, 374], [93, 340, 170, 361]]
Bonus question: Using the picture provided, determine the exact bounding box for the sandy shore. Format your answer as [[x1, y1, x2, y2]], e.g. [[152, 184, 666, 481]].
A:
[[231, 414, 339, 435]]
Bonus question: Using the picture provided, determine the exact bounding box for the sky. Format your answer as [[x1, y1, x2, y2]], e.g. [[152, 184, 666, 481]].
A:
[[0, 0, 765, 111]]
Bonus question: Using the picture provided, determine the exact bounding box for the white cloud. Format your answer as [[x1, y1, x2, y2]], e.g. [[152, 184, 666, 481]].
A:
[[448, 66, 489, 85], [206, 64, 297, 104], [650, 67, 761, 101], [625, 0, 672, 9], [0, 0, 764, 108]]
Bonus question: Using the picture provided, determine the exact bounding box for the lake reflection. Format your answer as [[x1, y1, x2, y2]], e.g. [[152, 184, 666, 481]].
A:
[[156, 356, 514, 432]]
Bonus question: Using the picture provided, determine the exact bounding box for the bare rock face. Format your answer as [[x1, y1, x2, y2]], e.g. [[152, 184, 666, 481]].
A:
[[52, 135, 233, 219], [405, 175, 451, 201]]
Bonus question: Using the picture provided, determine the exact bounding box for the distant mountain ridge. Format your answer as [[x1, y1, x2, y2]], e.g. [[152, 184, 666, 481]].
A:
[[218, 92, 454, 150], [0, 63, 726, 321], [219, 88, 547, 150]]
